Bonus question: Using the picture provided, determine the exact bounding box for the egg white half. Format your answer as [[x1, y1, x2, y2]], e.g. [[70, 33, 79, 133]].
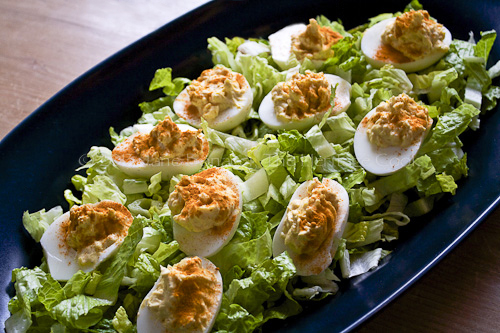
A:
[[40, 203, 128, 281], [259, 73, 351, 131], [269, 23, 307, 70], [137, 257, 223, 333], [172, 76, 253, 132], [353, 108, 430, 176], [361, 17, 452, 73], [172, 168, 243, 258], [272, 178, 349, 276], [112, 123, 209, 180]]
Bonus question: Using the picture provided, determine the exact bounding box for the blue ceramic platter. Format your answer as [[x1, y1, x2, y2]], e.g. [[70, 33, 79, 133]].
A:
[[1, 0, 500, 331]]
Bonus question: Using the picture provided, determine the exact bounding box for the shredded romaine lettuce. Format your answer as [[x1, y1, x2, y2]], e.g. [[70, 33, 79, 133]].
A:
[[8, 1, 500, 331]]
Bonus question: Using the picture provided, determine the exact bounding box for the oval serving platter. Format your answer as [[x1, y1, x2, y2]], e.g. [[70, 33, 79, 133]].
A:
[[1, 0, 500, 331]]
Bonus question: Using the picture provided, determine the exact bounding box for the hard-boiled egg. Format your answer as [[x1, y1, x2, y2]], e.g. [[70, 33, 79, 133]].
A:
[[361, 11, 452, 73], [269, 18, 344, 71], [168, 167, 242, 257], [353, 93, 433, 176], [40, 200, 133, 281], [269, 23, 307, 70], [259, 72, 351, 131], [173, 65, 253, 132], [273, 178, 349, 276], [137, 256, 222, 333], [112, 117, 209, 180]]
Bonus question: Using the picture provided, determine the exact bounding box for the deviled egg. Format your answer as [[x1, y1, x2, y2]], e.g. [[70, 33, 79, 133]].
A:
[[273, 178, 349, 276], [259, 71, 351, 131], [269, 18, 343, 70], [40, 200, 133, 281], [361, 10, 452, 72], [112, 116, 209, 180], [354, 93, 433, 176], [173, 65, 253, 132], [137, 256, 222, 333], [167, 167, 242, 257]]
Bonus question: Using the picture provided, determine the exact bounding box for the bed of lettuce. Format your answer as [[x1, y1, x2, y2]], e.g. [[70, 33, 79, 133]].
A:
[[7, 1, 500, 332]]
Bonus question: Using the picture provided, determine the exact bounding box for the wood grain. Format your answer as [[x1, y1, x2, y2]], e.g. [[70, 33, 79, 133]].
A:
[[1, 1, 499, 332]]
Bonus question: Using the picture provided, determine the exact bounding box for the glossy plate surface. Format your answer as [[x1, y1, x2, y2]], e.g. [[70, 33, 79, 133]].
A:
[[1, 0, 500, 331]]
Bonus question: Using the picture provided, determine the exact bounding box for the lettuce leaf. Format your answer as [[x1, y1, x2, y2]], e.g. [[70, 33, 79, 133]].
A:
[[22, 206, 63, 242], [214, 253, 301, 332], [420, 103, 481, 154], [94, 217, 144, 302], [148, 67, 190, 96]]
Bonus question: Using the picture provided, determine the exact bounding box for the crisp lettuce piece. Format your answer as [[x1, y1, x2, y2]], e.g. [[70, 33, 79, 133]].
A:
[[210, 211, 272, 276], [371, 155, 435, 198], [277, 130, 313, 155], [322, 32, 367, 79], [134, 226, 163, 257], [127, 198, 163, 218], [341, 168, 366, 190], [225, 253, 296, 313], [362, 65, 413, 95], [64, 189, 82, 207], [122, 179, 149, 195], [152, 241, 180, 265], [82, 175, 127, 205], [344, 219, 384, 248], [71, 174, 87, 192], [22, 206, 63, 242], [137, 105, 180, 126], [315, 150, 360, 174], [323, 112, 356, 144], [345, 248, 384, 278], [241, 168, 269, 202], [215, 253, 301, 332], [305, 125, 336, 158], [6, 267, 48, 332], [405, 0, 423, 11], [474, 30, 496, 62], [201, 119, 258, 157], [77, 146, 128, 187], [445, 39, 475, 76], [315, 15, 350, 37], [51, 295, 112, 330], [348, 86, 392, 124], [208, 37, 239, 71], [225, 37, 246, 54], [147, 172, 163, 197], [261, 153, 289, 188], [94, 218, 144, 302], [483, 85, 500, 111], [138, 96, 174, 115], [420, 103, 481, 154], [6, 268, 109, 332], [128, 253, 161, 293], [279, 175, 298, 202], [295, 268, 339, 300], [148, 67, 190, 96], [112, 306, 134, 333], [408, 68, 458, 101], [436, 173, 458, 195], [464, 56, 491, 93], [235, 53, 287, 106]]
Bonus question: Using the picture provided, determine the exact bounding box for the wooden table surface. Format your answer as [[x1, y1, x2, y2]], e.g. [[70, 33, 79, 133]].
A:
[[1, 0, 499, 332]]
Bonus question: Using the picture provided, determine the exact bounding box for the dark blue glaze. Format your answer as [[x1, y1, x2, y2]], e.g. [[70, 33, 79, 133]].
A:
[[1, 0, 499, 331]]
